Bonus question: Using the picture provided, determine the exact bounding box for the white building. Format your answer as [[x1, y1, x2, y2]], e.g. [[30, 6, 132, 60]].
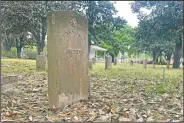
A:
[[89, 45, 107, 61]]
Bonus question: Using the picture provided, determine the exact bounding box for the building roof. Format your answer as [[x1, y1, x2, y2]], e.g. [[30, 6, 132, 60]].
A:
[[91, 45, 107, 51]]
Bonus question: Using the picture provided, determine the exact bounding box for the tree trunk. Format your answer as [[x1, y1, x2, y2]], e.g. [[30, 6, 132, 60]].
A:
[[166, 60, 170, 69], [111, 54, 114, 63], [155, 52, 160, 64], [152, 62, 155, 69], [173, 40, 182, 68], [166, 53, 171, 69], [36, 20, 45, 55], [36, 35, 44, 55], [152, 50, 156, 62], [17, 46, 21, 58], [153, 50, 160, 65], [41, 18, 46, 47], [3, 38, 11, 51], [152, 50, 156, 68], [16, 36, 24, 58], [160, 54, 162, 64]]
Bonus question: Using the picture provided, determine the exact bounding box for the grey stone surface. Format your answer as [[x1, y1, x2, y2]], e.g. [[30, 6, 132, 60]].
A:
[[47, 11, 89, 108]]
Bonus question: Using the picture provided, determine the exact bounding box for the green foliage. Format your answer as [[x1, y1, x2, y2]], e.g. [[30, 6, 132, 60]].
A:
[[1, 1, 126, 55], [24, 45, 37, 53], [2, 47, 17, 58], [159, 57, 167, 65], [131, 1, 183, 68], [26, 52, 37, 60], [100, 24, 138, 58], [85, 1, 126, 45], [24, 46, 37, 59]]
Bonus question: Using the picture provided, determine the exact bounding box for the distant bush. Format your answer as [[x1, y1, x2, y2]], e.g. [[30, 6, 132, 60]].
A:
[[2, 47, 17, 58], [24, 46, 38, 59], [159, 57, 167, 65], [26, 52, 37, 59]]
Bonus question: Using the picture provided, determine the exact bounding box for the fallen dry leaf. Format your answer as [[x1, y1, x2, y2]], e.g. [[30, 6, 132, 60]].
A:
[[110, 107, 117, 114], [1, 61, 183, 122], [29, 115, 33, 121], [119, 117, 131, 121], [3, 111, 21, 117], [87, 112, 97, 121], [124, 111, 129, 118], [1, 119, 15, 122]]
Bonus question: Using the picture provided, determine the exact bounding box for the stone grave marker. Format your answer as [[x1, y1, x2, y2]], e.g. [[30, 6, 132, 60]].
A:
[[40, 51, 48, 69], [92, 58, 96, 64], [40, 52, 48, 58], [143, 59, 147, 69], [36, 55, 46, 71], [114, 58, 118, 65], [88, 59, 93, 69], [47, 11, 89, 108], [110, 56, 112, 67], [105, 56, 112, 69]]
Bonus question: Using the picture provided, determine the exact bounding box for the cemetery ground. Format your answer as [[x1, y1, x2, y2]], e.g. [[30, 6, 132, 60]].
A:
[[1, 59, 183, 122]]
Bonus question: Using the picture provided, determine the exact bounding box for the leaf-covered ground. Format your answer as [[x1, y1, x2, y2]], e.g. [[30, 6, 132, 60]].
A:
[[1, 59, 183, 122]]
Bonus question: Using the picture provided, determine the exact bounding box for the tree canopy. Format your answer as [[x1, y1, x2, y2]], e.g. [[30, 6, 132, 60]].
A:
[[1, 1, 126, 57], [131, 1, 183, 68]]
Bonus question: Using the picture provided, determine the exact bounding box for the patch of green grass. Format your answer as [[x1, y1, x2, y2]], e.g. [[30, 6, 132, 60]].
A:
[[2, 59, 183, 95], [90, 63, 183, 95], [2, 59, 36, 74]]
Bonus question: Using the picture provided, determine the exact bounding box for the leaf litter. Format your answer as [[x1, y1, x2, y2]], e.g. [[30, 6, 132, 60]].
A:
[[1, 64, 183, 122]]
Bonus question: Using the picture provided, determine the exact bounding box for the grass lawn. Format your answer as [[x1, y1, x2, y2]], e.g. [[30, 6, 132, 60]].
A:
[[1, 59, 183, 122]]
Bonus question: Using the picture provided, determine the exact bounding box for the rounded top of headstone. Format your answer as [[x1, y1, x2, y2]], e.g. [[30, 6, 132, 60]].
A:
[[47, 11, 88, 21]]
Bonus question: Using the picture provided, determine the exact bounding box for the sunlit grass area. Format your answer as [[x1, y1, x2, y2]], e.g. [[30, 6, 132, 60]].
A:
[[2, 58, 182, 95], [2, 59, 36, 74], [90, 63, 183, 95]]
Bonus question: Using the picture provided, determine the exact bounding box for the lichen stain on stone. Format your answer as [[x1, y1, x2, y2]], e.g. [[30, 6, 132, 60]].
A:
[[58, 93, 80, 107]]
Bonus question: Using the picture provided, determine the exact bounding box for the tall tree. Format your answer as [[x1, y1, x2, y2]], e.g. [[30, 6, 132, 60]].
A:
[[100, 24, 138, 61], [83, 1, 126, 55], [1, 1, 126, 57], [131, 1, 183, 68], [1, 1, 36, 57]]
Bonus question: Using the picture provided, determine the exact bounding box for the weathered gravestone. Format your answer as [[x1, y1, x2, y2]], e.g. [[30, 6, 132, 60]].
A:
[[92, 58, 96, 64], [143, 59, 147, 69], [105, 56, 112, 69], [40, 52, 48, 69], [88, 59, 93, 69], [130, 60, 133, 65], [40, 52, 48, 58], [47, 11, 89, 108], [110, 56, 112, 67], [36, 55, 46, 71], [114, 58, 118, 65]]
